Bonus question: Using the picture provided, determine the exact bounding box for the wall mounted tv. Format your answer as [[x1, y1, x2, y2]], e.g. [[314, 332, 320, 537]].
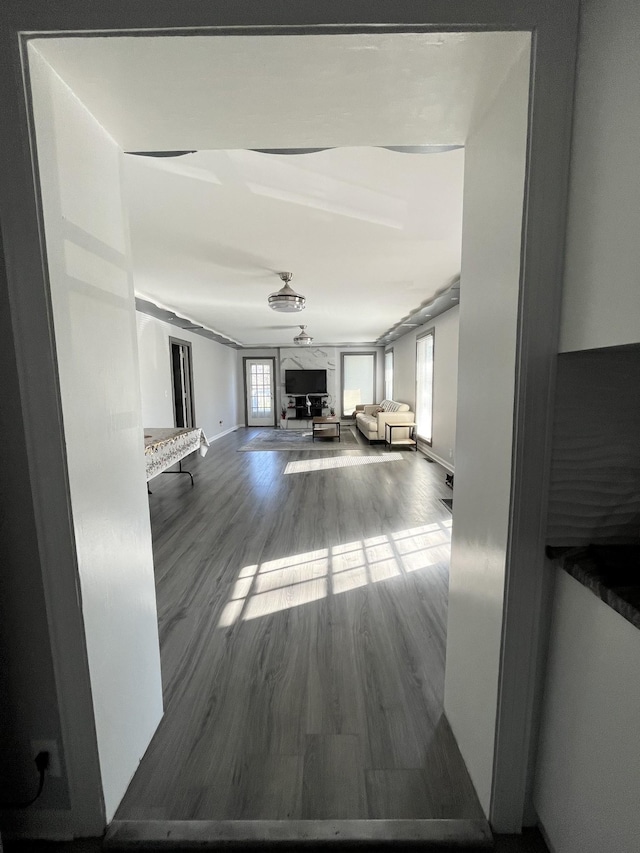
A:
[[285, 369, 327, 395]]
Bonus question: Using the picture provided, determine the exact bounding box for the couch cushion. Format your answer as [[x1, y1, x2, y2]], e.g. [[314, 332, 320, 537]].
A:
[[380, 399, 409, 413]]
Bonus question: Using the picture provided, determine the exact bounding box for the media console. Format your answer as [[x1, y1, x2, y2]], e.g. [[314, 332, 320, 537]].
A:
[[287, 394, 328, 419]]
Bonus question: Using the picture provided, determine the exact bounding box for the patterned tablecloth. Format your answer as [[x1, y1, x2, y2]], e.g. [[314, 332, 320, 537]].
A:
[[144, 427, 209, 481]]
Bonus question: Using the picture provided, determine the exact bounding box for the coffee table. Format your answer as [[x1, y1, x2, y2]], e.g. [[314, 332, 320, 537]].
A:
[[312, 417, 341, 441]]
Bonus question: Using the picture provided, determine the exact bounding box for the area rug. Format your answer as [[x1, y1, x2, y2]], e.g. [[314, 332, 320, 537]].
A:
[[238, 425, 360, 452]]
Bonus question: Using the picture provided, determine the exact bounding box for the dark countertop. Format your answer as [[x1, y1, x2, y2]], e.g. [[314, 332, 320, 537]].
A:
[[546, 545, 640, 631]]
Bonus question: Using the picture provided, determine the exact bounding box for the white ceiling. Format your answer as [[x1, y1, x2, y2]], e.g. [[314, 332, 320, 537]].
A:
[[123, 147, 464, 346], [32, 32, 529, 346]]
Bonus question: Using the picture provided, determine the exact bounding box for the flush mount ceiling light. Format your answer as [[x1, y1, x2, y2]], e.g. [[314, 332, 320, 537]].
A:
[[293, 325, 313, 346], [268, 271, 306, 312]]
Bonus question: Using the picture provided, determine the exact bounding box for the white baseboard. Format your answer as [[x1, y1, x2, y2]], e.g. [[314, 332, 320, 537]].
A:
[[420, 444, 455, 473], [0, 807, 75, 841], [537, 819, 558, 853], [206, 424, 242, 443]]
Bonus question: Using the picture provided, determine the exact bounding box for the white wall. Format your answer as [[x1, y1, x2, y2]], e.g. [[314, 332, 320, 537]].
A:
[[29, 47, 163, 822], [558, 0, 640, 353], [392, 306, 459, 470], [534, 571, 640, 853], [136, 313, 239, 440], [444, 45, 530, 814]]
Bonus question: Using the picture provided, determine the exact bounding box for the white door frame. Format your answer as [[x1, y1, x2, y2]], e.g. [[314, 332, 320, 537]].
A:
[[0, 0, 579, 836], [243, 356, 277, 427]]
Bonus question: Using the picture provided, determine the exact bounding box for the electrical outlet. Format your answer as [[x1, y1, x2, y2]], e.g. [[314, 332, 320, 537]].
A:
[[31, 739, 62, 777]]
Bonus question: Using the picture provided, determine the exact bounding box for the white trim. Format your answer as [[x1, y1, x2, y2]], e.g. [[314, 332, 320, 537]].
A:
[[537, 816, 559, 853], [420, 445, 454, 474], [490, 4, 579, 830], [207, 424, 241, 443], [0, 28, 106, 839]]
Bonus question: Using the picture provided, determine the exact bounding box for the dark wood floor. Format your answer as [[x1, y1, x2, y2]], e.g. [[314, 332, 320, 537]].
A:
[[114, 427, 481, 821]]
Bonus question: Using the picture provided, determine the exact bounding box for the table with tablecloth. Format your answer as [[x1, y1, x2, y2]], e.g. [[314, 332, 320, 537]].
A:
[[144, 427, 209, 483]]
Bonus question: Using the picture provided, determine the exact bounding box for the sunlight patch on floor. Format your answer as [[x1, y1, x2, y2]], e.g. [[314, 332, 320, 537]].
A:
[[217, 522, 451, 627], [284, 453, 404, 474]]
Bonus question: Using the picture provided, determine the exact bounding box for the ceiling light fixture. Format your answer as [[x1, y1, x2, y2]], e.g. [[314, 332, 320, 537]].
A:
[[293, 325, 313, 346], [268, 271, 305, 312]]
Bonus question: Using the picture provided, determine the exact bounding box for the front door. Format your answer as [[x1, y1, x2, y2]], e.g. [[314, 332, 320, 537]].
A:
[[245, 358, 276, 426]]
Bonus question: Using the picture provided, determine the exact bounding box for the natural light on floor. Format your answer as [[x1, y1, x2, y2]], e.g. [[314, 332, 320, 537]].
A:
[[217, 522, 452, 628], [284, 453, 404, 474]]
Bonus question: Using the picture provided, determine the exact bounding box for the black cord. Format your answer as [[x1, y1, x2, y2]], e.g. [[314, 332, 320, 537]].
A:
[[0, 752, 48, 809]]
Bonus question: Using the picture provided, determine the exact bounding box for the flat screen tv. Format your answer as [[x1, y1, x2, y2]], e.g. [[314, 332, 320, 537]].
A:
[[285, 369, 327, 395]]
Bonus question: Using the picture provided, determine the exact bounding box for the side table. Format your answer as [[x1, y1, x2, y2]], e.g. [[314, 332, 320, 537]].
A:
[[385, 421, 417, 451]]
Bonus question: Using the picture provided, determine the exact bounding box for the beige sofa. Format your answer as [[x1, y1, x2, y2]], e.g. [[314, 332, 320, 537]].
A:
[[355, 399, 414, 442]]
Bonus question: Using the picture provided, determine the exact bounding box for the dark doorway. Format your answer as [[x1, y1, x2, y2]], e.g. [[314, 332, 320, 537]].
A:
[[170, 338, 195, 429]]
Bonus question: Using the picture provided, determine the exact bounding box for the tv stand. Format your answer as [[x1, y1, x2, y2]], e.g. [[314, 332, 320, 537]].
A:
[[288, 394, 327, 419]]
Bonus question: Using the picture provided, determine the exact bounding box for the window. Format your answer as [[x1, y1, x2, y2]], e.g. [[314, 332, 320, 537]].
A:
[[416, 330, 434, 445], [341, 352, 376, 417], [384, 349, 394, 401]]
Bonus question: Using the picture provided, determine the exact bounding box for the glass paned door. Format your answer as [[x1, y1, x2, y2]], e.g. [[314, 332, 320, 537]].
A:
[[245, 358, 275, 426], [416, 331, 434, 444], [341, 352, 376, 417]]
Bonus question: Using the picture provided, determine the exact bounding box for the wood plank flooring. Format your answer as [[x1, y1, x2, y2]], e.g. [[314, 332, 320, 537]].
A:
[[115, 427, 483, 821]]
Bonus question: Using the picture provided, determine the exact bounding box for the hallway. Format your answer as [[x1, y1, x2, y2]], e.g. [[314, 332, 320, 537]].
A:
[[115, 429, 481, 820]]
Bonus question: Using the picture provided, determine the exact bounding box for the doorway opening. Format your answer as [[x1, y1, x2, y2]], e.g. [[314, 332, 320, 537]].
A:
[[1, 5, 580, 840], [170, 338, 195, 429], [26, 29, 528, 836]]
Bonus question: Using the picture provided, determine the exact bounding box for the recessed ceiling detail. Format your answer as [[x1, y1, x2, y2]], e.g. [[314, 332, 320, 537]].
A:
[[135, 297, 241, 348], [377, 277, 461, 345]]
